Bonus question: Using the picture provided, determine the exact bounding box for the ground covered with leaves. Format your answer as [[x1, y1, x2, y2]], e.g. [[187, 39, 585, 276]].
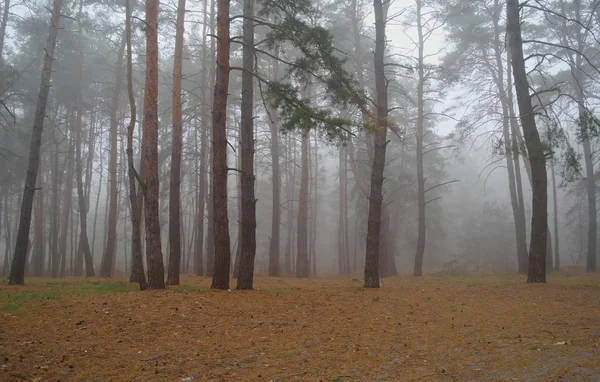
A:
[[0, 271, 599, 381]]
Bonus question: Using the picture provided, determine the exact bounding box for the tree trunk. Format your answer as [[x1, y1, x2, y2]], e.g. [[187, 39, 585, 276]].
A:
[[236, 0, 256, 290], [125, 0, 146, 289], [364, 0, 389, 288], [0, 0, 9, 91], [338, 145, 345, 275], [210, 0, 232, 290], [143, 0, 165, 289], [550, 158, 560, 270], [311, 134, 318, 276], [32, 171, 44, 276], [414, 0, 426, 277], [8, 0, 62, 285], [100, 37, 125, 278], [194, 0, 210, 277], [74, 6, 95, 278], [166, 0, 186, 286], [506, 0, 547, 283], [506, 50, 529, 273], [489, 3, 528, 273], [284, 134, 294, 274], [268, 49, 281, 277], [296, 117, 310, 278], [50, 132, 60, 277]]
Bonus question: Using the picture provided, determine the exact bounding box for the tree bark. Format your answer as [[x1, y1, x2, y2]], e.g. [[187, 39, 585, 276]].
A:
[[74, 5, 95, 278], [8, 0, 62, 285], [550, 157, 560, 270], [143, 0, 165, 289], [364, 0, 389, 288], [506, 0, 547, 283], [166, 0, 186, 286], [490, 3, 528, 273], [414, 0, 426, 277], [194, 0, 210, 277], [50, 132, 60, 277], [210, 0, 232, 290], [32, 171, 44, 276], [268, 48, 281, 277], [125, 0, 146, 289], [236, 0, 256, 289], [100, 37, 125, 278]]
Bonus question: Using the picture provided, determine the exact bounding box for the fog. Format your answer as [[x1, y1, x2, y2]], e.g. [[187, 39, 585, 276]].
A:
[[0, 0, 597, 285]]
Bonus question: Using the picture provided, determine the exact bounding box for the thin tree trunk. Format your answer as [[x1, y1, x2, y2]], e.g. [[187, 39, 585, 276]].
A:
[[100, 37, 125, 277], [506, 0, 547, 283], [236, 0, 256, 289], [506, 51, 529, 272], [50, 131, 60, 277], [59, 137, 73, 278], [194, 1, 209, 274], [550, 157, 560, 270], [125, 0, 146, 289], [210, 0, 232, 290], [166, 0, 186, 285], [364, 0, 389, 288], [205, 0, 216, 279], [284, 134, 293, 274], [268, 47, 281, 277], [414, 0, 426, 277], [0, 0, 9, 91], [296, 85, 310, 279], [311, 134, 318, 276], [9, 0, 62, 284], [32, 171, 44, 276], [143, 0, 165, 289]]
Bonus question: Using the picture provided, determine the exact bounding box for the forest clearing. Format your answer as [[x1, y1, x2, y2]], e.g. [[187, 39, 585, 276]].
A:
[[1, 272, 599, 381]]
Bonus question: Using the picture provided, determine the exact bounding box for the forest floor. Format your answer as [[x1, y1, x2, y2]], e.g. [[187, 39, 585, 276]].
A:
[[0, 271, 599, 382]]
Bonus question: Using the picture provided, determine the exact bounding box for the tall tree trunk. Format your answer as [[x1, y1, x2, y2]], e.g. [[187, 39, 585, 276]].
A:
[[100, 37, 125, 278], [59, 138, 73, 278], [506, 0, 547, 283], [311, 134, 318, 275], [125, 0, 146, 289], [143, 0, 165, 289], [167, 0, 186, 286], [506, 50, 529, 273], [338, 145, 345, 275], [210, 0, 232, 290], [284, 134, 294, 274], [233, 141, 242, 278], [32, 171, 44, 276], [414, 0, 426, 277], [364, 0, 389, 288], [268, 49, 281, 277], [3, 193, 12, 276], [74, 6, 95, 278], [9, 0, 62, 285], [296, 86, 310, 279], [550, 157, 560, 270], [0, 0, 9, 91], [50, 132, 60, 277], [490, 3, 528, 273], [236, 0, 256, 289], [194, 0, 210, 277], [205, 0, 216, 278]]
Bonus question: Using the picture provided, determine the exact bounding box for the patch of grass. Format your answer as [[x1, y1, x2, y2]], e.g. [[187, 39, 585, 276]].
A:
[[78, 282, 134, 294], [356, 287, 365, 292], [0, 291, 60, 312], [371, 297, 380, 303], [0, 303, 18, 312]]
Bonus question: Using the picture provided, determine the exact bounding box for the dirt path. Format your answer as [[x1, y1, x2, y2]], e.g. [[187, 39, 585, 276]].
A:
[[1, 274, 599, 381]]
